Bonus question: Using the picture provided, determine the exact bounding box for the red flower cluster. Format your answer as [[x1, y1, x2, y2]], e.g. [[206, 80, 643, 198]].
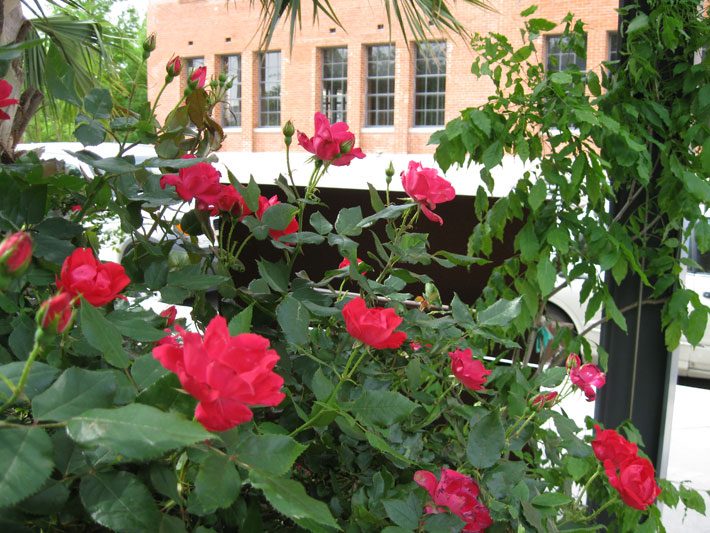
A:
[[152, 316, 285, 432], [58, 248, 130, 307], [256, 195, 299, 241], [449, 348, 491, 391], [341, 296, 406, 350], [401, 161, 456, 225], [566, 354, 606, 401], [297, 112, 365, 166], [0, 231, 33, 277], [414, 469, 492, 532], [592, 425, 661, 510], [0, 80, 19, 121]]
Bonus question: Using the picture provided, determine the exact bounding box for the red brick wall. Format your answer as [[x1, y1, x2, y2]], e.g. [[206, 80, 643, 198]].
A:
[[147, 0, 618, 154]]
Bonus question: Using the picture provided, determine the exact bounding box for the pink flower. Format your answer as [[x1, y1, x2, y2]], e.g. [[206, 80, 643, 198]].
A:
[[448, 348, 491, 391], [166, 56, 182, 78], [160, 306, 178, 327], [190, 65, 207, 88], [57, 248, 130, 307], [152, 316, 285, 432], [297, 112, 365, 166], [401, 161, 456, 225], [531, 390, 558, 409], [414, 469, 492, 532], [0, 231, 32, 276], [160, 155, 223, 207], [0, 80, 19, 121], [256, 195, 298, 241], [567, 353, 606, 401], [341, 296, 406, 350]]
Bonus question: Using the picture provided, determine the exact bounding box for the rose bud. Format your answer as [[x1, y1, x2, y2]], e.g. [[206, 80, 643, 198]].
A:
[[166, 56, 182, 79], [160, 305, 178, 327], [189, 66, 207, 89], [282, 120, 295, 138], [36, 292, 75, 335], [142, 33, 157, 59], [0, 231, 33, 281]]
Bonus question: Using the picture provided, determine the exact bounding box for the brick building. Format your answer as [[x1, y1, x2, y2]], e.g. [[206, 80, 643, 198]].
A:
[[147, 0, 618, 154]]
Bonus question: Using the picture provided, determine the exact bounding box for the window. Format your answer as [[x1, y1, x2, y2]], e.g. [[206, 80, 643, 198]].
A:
[[259, 51, 281, 127], [321, 47, 348, 123], [221, 55, 241, 127], [608, 32, 620, 62], [366, 44, 395, 127], [545, 35, 586, 72], [414, 41, 446, 127]]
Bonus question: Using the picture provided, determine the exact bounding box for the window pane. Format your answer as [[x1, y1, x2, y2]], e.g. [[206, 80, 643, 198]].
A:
[[221, 55, 241, 127], [321, 47, 348, 123], [366, 44, 395, 126], [259, 51, 281, 127], [414, 41, 446, 126]]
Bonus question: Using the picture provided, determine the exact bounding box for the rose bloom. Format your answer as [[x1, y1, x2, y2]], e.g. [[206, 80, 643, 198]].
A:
[[57, 248, 130, 307], [401, 161, 456, 225], [0, 231, 33, 275], [449, 348, 491, 391], [160, 306, 178, 327], [152, 315, 285, 432], [214, 185, 251, 217], [190, 65, 207, 88], [606, 456, 661, 510], [339, 257, 363, 269], [592, 425, 638, 468], [160, 155, 223, 206], [414, 469, 492, 532], [256, 195, 299, 241], [37, 292, 75, 335], [532, 390, 558, 409], [0, 80, 19, 121], [297, 112, 365, 166], [341, 296, 406, 350], [566, 353, 606, 401]]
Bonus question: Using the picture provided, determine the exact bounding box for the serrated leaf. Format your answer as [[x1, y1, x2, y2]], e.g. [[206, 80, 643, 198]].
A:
[[335, 206, 363, 236], [80, 302, 130, 368], [276, 295, 310, 345], [231, 432, 307, 476], [0, 427, 54, 508], [0, 362, 58, 401], [478, 297, 522, 327], [262, 203, 297, 231], [466, 410, 505, 468], [249, 471, 340, 531], [228, 305, 253, 335], [80, 471, 160, 531], [357, 203, 416, 229], [383, 493, 421, 529], [686, 308, 708, 346], [537, 256, 556, 297], [32, 368, 116, 421], [368, 183, 385, 211], [189, 454, 241, 514], [67, 404, 213, 461], [310, 211, 333, 235], [258, 259, 289, 293], [349, 390, 417, 428], [528, 180, 546, 211], [680, 485, 706, 515], [531, 492, 573, 507]]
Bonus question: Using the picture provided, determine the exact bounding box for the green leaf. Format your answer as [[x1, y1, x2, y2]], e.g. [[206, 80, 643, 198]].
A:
[[0, 362, 58, 400], [587, 70, 601, 96], [231, 432, 307, 476], [310, 211, 333, 235], [242, 175, 261, 212], [528, 18, 557, 33], [262, 203, 297, 231], [680, 485, 706, 515], [276, 295, 310, 345], [167, 266, 229, 291], [80, 471, 160, 531], [357, 203, 416, 229], [528, 179, 546, 211], [550, 71, 572, 85], [32, 368, 117, 422], [107, 311, 166, 342], [423, 512, 465, 532], [258, 259, 290, 293], [131, 355, 169, 390], [279, 231, 326, 245], [74, 121, 105, 147], [686, 309, 708, 346], [466, 410, 505, 468], [536, 257, 556, 297], [531, 492, 573, 507], [80, 302, 130, 368], [383, 493, 421, 530], [604, 296, 628, 332], [627, 13, 649, 33], [481, 140, 503, 169], [368, 183, 385, 212], [520, 5, 538, 17], [349, 390, 417, 428], [451, 294, 474, 326], [682, 171, 710, 203], [189, 454, 241, 514], [67, 404, 213, 461], [249, 471, 340, 532], [84, 88, 113, 119], [228, 305, 254, 335], [478, 297, 522, 327], [0, 427, 54, 508], [335, 206, 364, 236]]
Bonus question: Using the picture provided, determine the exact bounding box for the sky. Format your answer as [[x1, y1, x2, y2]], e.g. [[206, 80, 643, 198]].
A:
[[22, 0, 147, 21]]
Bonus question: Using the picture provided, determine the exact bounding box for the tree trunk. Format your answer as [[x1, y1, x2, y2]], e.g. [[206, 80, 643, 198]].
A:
[[0, 0, 40, 160]]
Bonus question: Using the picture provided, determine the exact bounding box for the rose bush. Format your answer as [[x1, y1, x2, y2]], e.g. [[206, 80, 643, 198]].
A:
[[0, 3, 707, 532]]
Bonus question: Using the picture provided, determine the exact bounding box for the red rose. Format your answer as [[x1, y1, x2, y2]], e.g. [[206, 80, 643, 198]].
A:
[[160, 155, 223, 207], [606, 456, 661, 510], [532, 390, 558, 409], [567, 353, 606, 401], [190, 65, 207, 88], [0, 231, 32, 276], [214, 184, 250, 217], [448, 348, 491, 391], [160, 305, 178, 327], [37, 292, 75, 335], [592, 425, 638, 467], [256, 195, 298, 241], [0, 80, 19, 121], [401, 161, 456, 225], [57, 248, 130, 307], [70, 204, 82, 213], [152, 316, 285, 432], [341, 296, 406, 350], [297, 112, 365, 166], [414, 469, 492, 532], [166, 56, 182, 78]]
